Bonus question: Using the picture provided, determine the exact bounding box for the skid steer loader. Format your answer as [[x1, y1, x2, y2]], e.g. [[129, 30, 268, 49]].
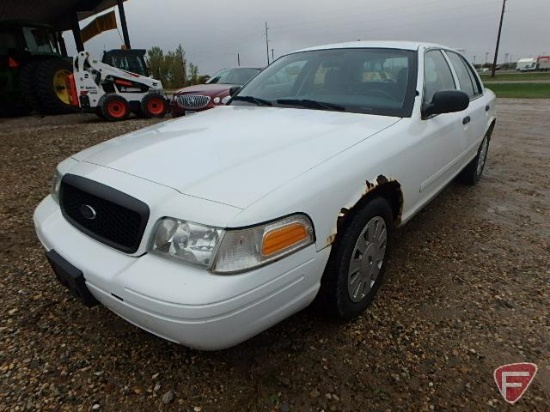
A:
[[68, 51, 168, 121]]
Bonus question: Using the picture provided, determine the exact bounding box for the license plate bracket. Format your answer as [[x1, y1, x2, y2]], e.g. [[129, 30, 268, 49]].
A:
[[46, 250, 98, 307]]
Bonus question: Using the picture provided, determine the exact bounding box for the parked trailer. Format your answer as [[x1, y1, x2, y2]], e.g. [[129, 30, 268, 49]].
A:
[[537, 56, 550, 71], [516, 58, 537, 72]]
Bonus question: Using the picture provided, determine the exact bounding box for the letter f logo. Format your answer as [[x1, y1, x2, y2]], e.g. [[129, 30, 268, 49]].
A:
[[494, 363, 538, 404]]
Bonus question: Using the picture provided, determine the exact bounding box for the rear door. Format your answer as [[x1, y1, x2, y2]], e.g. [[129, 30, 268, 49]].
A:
[[395, 48, 467, 217], [444, 51, 488, 164]]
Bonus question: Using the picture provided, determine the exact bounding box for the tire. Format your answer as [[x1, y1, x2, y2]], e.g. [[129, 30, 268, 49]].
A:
[[319, 197, 393, 320], [0, 101, 30, 117], [458, 134, 490, 185], [95, 107, 107, 120], [99, 94, 130, 121], [18, 61, 43, 114], [34, 59, 74, 115], [140, 93, 168, 118]]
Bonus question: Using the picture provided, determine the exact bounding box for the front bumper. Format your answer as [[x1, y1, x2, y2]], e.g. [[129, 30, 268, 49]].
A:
[[34, 196, 329, 350], [169, 96, 216, 117]]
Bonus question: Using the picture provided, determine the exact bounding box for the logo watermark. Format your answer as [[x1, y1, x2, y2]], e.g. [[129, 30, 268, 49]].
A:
[[494, 363, 538, 404]]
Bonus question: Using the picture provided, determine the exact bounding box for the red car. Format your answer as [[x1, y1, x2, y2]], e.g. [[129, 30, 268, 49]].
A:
[[170, 67, 261, 117]]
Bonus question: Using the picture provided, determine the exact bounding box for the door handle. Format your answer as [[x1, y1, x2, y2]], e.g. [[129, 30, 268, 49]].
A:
[[462, 116, 471, 125]]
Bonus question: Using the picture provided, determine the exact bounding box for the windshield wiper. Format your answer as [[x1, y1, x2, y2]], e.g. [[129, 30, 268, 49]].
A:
[[231, 95, 272, 106], [276, 99, 345, 112]]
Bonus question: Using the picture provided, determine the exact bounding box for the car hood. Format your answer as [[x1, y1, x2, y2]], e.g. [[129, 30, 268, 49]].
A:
[[173, 83, 235, 95], [73, 106, 400, 209]]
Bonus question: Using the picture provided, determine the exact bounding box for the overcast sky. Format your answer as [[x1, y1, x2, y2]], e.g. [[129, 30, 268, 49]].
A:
[[65, 0, 550, 75]]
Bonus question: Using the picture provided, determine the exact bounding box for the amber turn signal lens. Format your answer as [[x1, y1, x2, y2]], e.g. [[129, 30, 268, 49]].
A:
[[262, 223, 309, 256]]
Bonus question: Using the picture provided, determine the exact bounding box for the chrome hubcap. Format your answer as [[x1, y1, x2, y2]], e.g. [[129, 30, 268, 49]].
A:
[[476, 137, 489, 176], [347, 216, 387, 303]]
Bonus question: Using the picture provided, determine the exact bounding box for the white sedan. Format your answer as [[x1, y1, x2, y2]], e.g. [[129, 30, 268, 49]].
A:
[[34, 41, 496, 350]]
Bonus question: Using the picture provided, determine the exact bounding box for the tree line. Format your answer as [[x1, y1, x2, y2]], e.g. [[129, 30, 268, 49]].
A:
[[147, 45, 208, 89]]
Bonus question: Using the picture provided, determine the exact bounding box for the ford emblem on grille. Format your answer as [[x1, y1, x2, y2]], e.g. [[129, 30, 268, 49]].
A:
[[80, 204, 97, 220]]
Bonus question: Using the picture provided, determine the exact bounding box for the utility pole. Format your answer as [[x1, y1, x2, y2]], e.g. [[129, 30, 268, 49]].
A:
[[491, 0, 507, 78], [237, 53, 240, 66], [265, 22, 270, 65], [271, 48, 274, 61], [485, 52, 489, 65]]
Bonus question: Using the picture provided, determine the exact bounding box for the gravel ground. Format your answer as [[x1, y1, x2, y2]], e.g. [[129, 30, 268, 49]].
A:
[[0, 101, 548, 412]]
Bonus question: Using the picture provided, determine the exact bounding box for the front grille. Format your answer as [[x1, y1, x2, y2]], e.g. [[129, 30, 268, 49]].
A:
[[60, 174, 150, 254], [176, 94, 210, 109]]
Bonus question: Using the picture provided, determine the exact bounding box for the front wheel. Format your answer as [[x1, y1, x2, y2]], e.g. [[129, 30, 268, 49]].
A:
[[319, 197, 393, 320], [140, 93, 168, 118], [99, 94, 130, 121]]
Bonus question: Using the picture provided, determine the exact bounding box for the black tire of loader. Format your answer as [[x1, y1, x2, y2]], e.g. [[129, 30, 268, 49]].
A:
[[34, 59, 74, 115], [18, 61, 43, 114], [140, 93, 168, 118], [0, 100, 31, 117]]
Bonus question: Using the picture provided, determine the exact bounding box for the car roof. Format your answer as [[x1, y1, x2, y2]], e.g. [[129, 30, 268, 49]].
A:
[[296, 40, 449, 53]]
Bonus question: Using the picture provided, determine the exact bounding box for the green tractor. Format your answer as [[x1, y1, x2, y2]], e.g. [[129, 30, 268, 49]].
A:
[[0, 20, 73, 116]]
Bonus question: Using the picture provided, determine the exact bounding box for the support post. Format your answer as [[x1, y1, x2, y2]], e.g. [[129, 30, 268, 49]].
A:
[[71, 14, 84, 52], [57, 32, 68, 57], [117, 0, 131, 49]]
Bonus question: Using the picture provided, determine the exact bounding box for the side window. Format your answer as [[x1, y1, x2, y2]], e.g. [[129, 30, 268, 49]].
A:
[[0, 31, 19, 55], [424, 50, 456, 104], [446, 52, 482, 98]]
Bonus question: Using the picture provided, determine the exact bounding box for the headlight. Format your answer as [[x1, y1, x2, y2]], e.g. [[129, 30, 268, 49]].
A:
[[221, 95, 231, 104], [51, 169, 63, 203], [151, 214, 315, 274], [151, 218, 223, 268], [213, 97, 221, 104], [213, 214, 315, 274]]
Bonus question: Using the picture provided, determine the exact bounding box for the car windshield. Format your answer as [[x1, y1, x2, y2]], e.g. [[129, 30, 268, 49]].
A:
[[231, 48, 418, 117], [206, 68, 261, 85]]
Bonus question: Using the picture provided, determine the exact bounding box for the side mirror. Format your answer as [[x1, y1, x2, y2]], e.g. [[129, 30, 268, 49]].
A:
[[229, 86, 241, 96], [422, 90, 469, 119]]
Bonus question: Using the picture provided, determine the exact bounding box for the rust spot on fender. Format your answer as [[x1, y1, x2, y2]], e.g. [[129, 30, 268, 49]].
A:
[[327, 208, 351, 246], [337, 208, 349, 230], [365, 179, 374, 192], [327, 175, 404, 245], [376, 174, 389, 185], [364, 175, 388, 195]]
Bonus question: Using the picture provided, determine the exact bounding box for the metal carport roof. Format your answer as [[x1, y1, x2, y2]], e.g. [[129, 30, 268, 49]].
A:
[[0, 0, 126, 31]]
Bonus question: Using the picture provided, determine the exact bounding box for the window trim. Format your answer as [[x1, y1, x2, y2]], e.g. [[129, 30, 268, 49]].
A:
[[422, 48, 457, 107], [443, 50, 484, 100]]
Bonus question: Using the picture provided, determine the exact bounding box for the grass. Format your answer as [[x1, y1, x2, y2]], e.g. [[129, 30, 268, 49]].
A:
[[484, 83, 550, 98], [480, 72, 550, 82]]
